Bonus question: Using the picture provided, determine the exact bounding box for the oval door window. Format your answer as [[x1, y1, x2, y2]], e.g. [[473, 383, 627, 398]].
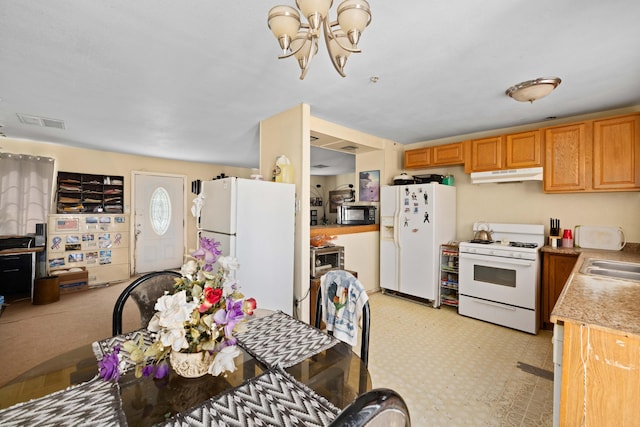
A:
[[150, 187, 171, 235]]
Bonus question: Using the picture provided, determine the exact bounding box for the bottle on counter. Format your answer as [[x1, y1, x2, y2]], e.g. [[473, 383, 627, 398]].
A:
[[562, 229, 573, 248]]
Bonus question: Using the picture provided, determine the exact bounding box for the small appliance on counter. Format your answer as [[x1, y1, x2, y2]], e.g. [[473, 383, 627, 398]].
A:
[[310, 245, 344, 278], [336, 205, 376, 225]]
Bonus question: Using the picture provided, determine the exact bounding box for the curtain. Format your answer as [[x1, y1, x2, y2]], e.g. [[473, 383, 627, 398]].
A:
[[0, 153, 55, 236]]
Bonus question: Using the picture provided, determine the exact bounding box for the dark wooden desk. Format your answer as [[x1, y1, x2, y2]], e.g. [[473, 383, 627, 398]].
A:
[[0, 247, 43, 301], [0, 332, 370, 426]]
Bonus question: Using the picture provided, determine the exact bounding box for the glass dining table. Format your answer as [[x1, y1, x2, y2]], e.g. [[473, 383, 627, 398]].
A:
[[0, 310, 371, 426]]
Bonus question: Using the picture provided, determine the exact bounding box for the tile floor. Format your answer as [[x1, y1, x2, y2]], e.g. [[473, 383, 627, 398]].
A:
[[366, 292, 554, 426]]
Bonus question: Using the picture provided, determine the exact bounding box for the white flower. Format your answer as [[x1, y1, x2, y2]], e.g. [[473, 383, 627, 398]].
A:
[[180, 259, 199, 279], [208, 345, 240, 376], [218, 256, 239, 274], [147, 290, 198, 351], [159, 327, 190, 352]]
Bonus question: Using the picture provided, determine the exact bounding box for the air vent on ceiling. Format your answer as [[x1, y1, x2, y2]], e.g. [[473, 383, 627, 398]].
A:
[[312, 164, 330, 169], [16, 113, 66, 129], [340, 145, 358, 151]]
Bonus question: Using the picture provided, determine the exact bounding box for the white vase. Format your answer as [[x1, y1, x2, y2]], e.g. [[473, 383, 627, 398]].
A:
[[169, 350, 214, 378]]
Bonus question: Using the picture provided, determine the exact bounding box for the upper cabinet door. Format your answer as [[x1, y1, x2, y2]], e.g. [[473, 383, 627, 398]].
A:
[[592, 114, 640, 190], [506, 130, 542, 169], [465, 136, 504, 172], [404, 147, 431, 169], [544, 123, 590, 193], [431, 142, 464, 166]]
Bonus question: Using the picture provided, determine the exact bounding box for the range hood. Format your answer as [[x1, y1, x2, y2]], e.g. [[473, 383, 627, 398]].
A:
[[470, 167, 543, 184]]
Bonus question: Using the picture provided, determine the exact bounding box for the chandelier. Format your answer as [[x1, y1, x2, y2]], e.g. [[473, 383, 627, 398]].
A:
[[268, 0, 372, 80]]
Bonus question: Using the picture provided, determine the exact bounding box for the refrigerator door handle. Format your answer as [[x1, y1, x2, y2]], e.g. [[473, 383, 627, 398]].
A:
[[394, 192, 402, 288]]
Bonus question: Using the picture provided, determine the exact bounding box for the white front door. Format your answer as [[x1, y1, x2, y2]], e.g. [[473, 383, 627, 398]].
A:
[[133, 172, 185, 273]]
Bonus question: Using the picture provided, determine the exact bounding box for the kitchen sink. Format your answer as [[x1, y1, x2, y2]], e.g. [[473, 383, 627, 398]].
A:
[[580, 258, 640, 282]]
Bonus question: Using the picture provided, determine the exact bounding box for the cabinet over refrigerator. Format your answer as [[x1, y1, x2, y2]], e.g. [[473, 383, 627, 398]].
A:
[[379, 183, 456, 307], [198, 178, 295, 315]]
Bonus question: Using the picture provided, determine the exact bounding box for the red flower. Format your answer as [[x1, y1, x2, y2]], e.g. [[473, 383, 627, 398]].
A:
[[204, 287, 223, 305], [244, 297, 257, 315], [198, 287, 223, 313]]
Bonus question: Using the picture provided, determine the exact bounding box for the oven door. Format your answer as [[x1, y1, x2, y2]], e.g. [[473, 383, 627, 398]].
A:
[[459, 252, 538, 309]]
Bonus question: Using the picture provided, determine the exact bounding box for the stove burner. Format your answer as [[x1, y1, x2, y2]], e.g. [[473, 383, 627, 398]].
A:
[[468, 239, 494, 244], [509, 241, 538, 248]]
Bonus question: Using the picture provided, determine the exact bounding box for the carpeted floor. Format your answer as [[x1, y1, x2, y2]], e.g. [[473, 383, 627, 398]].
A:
[[0, 279, 140, 387]]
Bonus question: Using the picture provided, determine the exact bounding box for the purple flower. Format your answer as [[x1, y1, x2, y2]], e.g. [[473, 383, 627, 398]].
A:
[[213, 298, 246, 338], [192, 237, 222, 270], [98, 345, 121, 382], [141, 361, 169, 379], [142, 364, 155, 377], [154, 361, 170, 379], [216, 336, 237, 350]]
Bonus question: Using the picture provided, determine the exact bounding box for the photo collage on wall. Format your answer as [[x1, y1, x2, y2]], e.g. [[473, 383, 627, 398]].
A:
[[48, 215, 126, 270]]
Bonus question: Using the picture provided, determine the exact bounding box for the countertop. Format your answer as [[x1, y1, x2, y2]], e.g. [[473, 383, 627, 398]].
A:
[[310, 224, 379, 237], [541, 242, 640, 255], [550, 248, 640, 337]]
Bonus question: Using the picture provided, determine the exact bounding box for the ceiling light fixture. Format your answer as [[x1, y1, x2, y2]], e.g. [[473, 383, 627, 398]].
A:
[[268, 0, 372, 80], [506, 77, 562, 103]]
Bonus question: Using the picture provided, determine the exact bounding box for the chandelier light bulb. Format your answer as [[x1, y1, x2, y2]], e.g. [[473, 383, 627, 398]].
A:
[[337, 0, 371, 47], [297, 0, 332, 31], [268, 6, 301, 53]]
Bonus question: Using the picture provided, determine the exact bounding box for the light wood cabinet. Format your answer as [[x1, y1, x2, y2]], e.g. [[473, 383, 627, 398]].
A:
[[592, 114, 640, 190], [560, 321, 640, 425], [543, 122, 590, 192], [404, 142, 464, 169], [431, 142, 464, 166], [541, 252, 578, 330], [544, 113, 640, 193], [404, 147, 431, 169], [464, 136, 504, 173], [506, 130, 542, 168]]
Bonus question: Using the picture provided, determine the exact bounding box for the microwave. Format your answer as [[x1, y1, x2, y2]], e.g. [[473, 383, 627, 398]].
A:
[[337, 205, 377, 225]]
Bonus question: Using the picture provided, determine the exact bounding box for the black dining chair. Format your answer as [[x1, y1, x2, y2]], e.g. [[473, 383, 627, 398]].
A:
[[315, 270, 371, 367], [328, 388, 411, 426], [112, 270, 181, 336]]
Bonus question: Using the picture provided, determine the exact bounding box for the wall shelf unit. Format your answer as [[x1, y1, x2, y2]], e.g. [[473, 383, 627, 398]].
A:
[[56, 172, 124, 214]]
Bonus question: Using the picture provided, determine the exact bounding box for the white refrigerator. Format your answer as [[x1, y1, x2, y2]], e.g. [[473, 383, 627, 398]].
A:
[[198, 177, 295, 315], [379, 183, 456, 307]]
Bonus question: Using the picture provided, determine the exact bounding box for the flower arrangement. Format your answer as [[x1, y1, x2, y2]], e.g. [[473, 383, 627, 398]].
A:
[[99, 236, 256, 381]]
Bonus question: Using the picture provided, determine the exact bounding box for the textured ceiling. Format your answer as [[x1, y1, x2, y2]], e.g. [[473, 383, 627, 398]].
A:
[[1, 1, 639, 175]]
